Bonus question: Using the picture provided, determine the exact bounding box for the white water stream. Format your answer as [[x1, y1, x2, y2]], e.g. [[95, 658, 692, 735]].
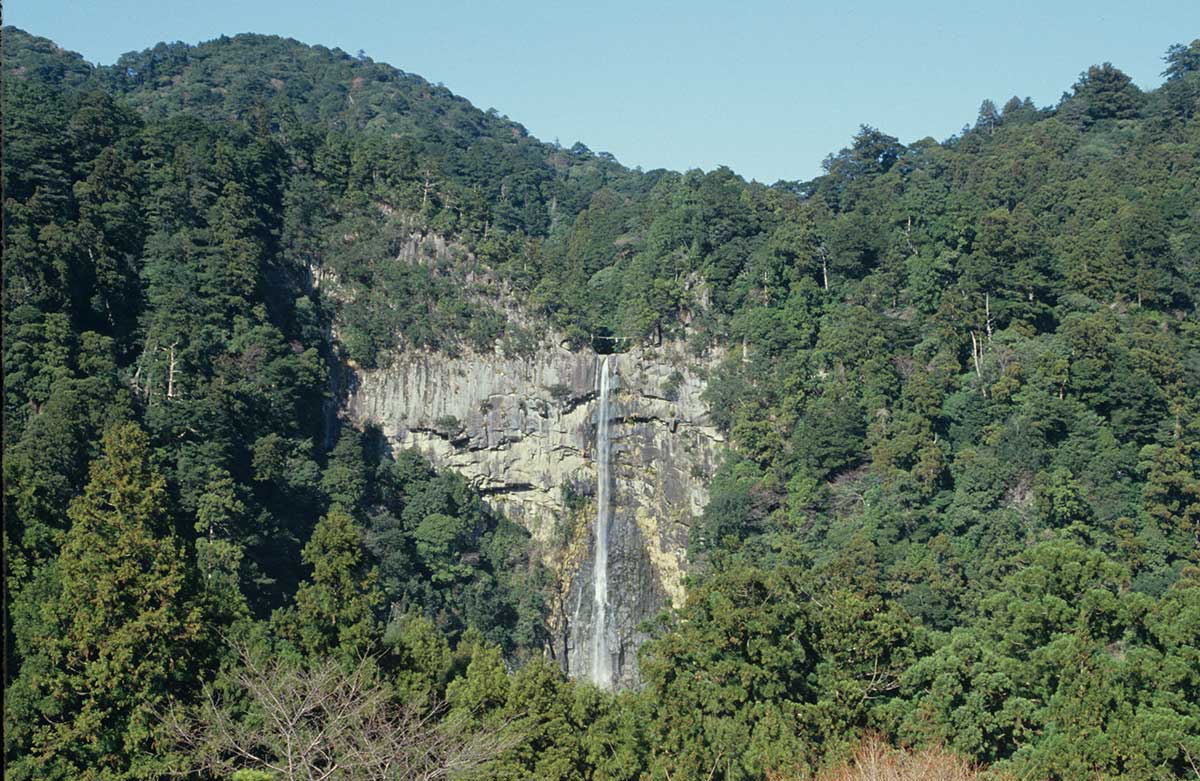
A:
[[590, 355, 614, 688]]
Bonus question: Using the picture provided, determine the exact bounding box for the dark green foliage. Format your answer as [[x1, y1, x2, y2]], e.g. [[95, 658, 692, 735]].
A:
[[362, 448, 549, 656], [1163, 39, 1200, 80], [1071, 62, 1143, 121], [276, 507, 383, 659], [5, 424, 210, 780], [637, 567, 916, 779], [898, 543, 1200, 779]]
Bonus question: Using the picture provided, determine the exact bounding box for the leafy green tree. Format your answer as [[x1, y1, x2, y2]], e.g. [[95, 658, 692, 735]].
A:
[[975, 99, 1001, 134], [495, 659, 589, 780], [385, 612, 454, 700], [640, 567, 818, 780], [321, 427, 370, 510], [1138, 441, 1200, 562]]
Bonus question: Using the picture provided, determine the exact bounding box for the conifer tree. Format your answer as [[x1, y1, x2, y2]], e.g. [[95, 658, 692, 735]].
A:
[[284, 507, 383, 659], [5, 423, 207, 780]]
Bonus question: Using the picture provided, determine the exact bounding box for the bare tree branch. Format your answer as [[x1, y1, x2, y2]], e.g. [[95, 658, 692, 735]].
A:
[[165, 643, 519, 780]]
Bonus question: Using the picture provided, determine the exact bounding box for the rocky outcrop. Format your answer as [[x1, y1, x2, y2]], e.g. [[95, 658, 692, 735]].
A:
[[344, 337, 723, 687]]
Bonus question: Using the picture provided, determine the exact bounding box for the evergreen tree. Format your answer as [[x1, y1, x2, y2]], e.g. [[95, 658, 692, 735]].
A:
[[5, 424, 208, 780], [281, 507, 383, 659], [1071, 62, 1142, 120], [975, 99, 1001, 134], [1162, 39, 1200, 80]]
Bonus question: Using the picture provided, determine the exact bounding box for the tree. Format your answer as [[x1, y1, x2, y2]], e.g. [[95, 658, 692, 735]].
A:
[[975, 99, 1001, 135], [284, 507, 383, 659], [5, 423, 208, 780], [818, 126, 904, 210], [898, 541, 1200, 777], [1162, 39, 1200, 80], [827, 126, 904, 179], [167, 645, 518, 781], [1138, 442, 1200, 561], [1000, 95, 1039, 124], [639, 566, 821, 780], [321, 427, 370, 510], [414, 512, 475, 584], [1071, 62, 1141, 120]]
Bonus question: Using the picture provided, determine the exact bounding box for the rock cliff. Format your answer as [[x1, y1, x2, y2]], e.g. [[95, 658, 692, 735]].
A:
[[344, 336, 723, 687]]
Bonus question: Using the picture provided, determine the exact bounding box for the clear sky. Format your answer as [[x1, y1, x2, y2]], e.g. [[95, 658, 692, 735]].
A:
[[6, 0, 1198, 182]]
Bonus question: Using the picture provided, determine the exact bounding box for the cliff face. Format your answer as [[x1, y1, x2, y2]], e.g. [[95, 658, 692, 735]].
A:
[[344, 337, 722, 687]]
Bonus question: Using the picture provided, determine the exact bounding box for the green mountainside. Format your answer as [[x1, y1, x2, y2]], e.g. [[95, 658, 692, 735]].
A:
[[3, 25, 1199, 780]]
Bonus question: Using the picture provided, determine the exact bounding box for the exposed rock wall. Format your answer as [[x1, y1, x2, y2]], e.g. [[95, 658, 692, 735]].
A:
[[344, 338, 723, 687]]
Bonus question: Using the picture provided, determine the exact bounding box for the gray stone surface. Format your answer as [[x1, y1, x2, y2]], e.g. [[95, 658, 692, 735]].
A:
[[344, 336, 723, 687]]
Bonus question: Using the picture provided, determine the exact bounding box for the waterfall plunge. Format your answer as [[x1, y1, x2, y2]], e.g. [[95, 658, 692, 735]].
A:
[[590, 355, 614, 688]]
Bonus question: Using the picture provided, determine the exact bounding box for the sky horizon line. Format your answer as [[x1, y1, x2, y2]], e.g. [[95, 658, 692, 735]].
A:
[[6, 1, 1195, 182]]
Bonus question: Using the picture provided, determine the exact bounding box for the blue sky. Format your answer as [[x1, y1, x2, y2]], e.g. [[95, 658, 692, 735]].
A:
[[7, 0, 1197, 182]]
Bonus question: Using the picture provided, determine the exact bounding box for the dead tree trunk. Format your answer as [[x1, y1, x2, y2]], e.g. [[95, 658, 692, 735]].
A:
[[985, 293, 994, 342], [970, 331, 986, 397], [166, 342, 180, 400]]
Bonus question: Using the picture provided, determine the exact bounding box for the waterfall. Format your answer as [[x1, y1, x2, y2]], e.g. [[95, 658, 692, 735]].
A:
[[590, 355, 614, 688]]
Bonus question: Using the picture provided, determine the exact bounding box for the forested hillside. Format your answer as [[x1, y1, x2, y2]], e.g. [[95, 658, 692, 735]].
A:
[[4, 26, 1200, 780]]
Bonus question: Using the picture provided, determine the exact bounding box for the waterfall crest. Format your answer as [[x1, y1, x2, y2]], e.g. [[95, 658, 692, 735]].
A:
[[590, 355, 614, 688]]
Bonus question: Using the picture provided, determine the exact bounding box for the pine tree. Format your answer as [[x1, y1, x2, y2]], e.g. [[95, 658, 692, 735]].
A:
[[284, 507, 383, 659], [5, 423, 207, 780], [1161, 39, 1200, 80], [1072, 62, 1142, 120], [975, 99, 1001, 134]]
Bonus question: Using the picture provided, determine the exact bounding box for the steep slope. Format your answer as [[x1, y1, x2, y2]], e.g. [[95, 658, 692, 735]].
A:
[[346, 322, 724, 686], [2, 25, 732, 686]]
